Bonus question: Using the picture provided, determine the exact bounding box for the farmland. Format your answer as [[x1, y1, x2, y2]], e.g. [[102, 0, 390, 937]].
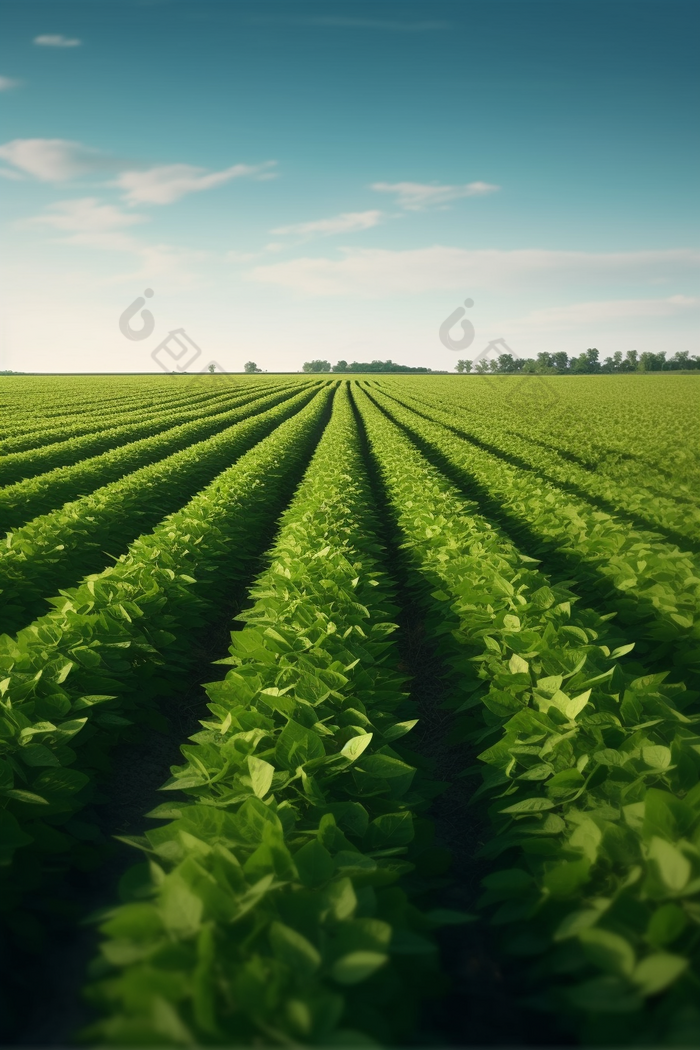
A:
[[0, 373, 699, 1048]]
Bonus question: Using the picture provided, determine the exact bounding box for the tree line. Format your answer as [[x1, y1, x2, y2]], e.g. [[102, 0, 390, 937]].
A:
[[454, 349, 699, 373], [302, 359, 435, 373], [230, 352, 700, 375]]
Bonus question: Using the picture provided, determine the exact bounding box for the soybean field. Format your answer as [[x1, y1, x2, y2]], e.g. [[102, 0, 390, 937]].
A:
[[1, 372, 699, 1048]]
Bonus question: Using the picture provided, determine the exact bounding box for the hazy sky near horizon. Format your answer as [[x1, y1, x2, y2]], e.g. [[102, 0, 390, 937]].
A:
[[1, 0, 698, 373]]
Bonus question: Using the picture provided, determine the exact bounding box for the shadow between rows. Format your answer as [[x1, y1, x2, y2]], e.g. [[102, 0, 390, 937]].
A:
[[349, 385, 570, 1049], [360, 387, 695, 687], [3, 396, 335, 1048], [372, 385, 700, 558], [0, 387, 312, 639]]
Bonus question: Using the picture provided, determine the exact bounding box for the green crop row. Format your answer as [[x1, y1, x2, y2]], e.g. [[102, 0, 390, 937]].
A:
[[365, 385, 700, 693], [393, 374, 700, 501], [0, 376, 274, 433], [0, 388, 332, 929], [0, 383, 307, 535], [0, 383, 194, 439], [0, 382, 253, 454], [379, 381, 700, 546], [82, 385, 461, 1047], [0, 386, 318, 637], [0, 382, 283, 487], [354, 385, 700, 1046]]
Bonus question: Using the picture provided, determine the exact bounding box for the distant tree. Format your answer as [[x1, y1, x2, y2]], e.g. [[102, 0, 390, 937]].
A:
[[587, 348, 601, 371], [638, 351, 666, 372], [303, 360, 331, 373], [602, 350, 623, 372], [568, 348, 599, 374], [243, 361, 262, 373], [332, 360, 348, 372], [497, 353, 519, 373], [207, 363, 216, 373], [666, 351, 699, 370], [455, 359, 472, 373], [668, 351, 690, 370], [343, 360, 431, 373], [551, 351, 569, 371]]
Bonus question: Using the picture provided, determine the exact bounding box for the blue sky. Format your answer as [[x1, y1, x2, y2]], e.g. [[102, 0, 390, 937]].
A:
[[1, 0, 698, 372]]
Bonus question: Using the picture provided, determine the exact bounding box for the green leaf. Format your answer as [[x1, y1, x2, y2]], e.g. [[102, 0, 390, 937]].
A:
[[554, 909, 603, 942], [274, 719, 325, 770], [3, 789, 49, 805], [247, 756, 274, 799], [33, 766, 90, 795], [340, 732, 373, 762], [632, 953, 688, 996], [294, 839, 334, 888], [0, 810, 34, 861], [569, 819, 602, 863], [500, 797, 555, 814], [566, 975, 642, 1014], [269, 921, 321, 978], [543, 859, 591, 897], [159, 873, 203, 937], [646, 904, 687, 948], [72, 694, 117, 710], [365, 811, 414, 849], [324, 877, 357, 922], [611, 643, 635, 658], [358, 753, 414, 779], [382, 720, 418, 742], [643, 789, 695, 842], [642, 746, 672, 770], [331, 951, 388, 985], [647, 837, 691, 891], [482, 868, 533, 893], [509, 653, 529, 675], [20, 744, 60, 768], [578, 928, 636, 977]]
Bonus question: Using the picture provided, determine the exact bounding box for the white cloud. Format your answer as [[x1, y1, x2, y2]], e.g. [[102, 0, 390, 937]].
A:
[[22, 197, 206, 287], [0, 76, 20, 91], [34, 34, 81, 47], [0, 138, 112, 181], [114, 161, 277, 205], [25, 197, 146, 249], [226, 250, 262, 264], [226, 242, 285, 264], [0, 139, 276, 205], [249, 246, 700, 297], [271, 210, 383, 237], [27, 197, 145, 233], [113, 243, 209, 288], [511, 294, 700, 331], [371, 181, 500, 210]]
